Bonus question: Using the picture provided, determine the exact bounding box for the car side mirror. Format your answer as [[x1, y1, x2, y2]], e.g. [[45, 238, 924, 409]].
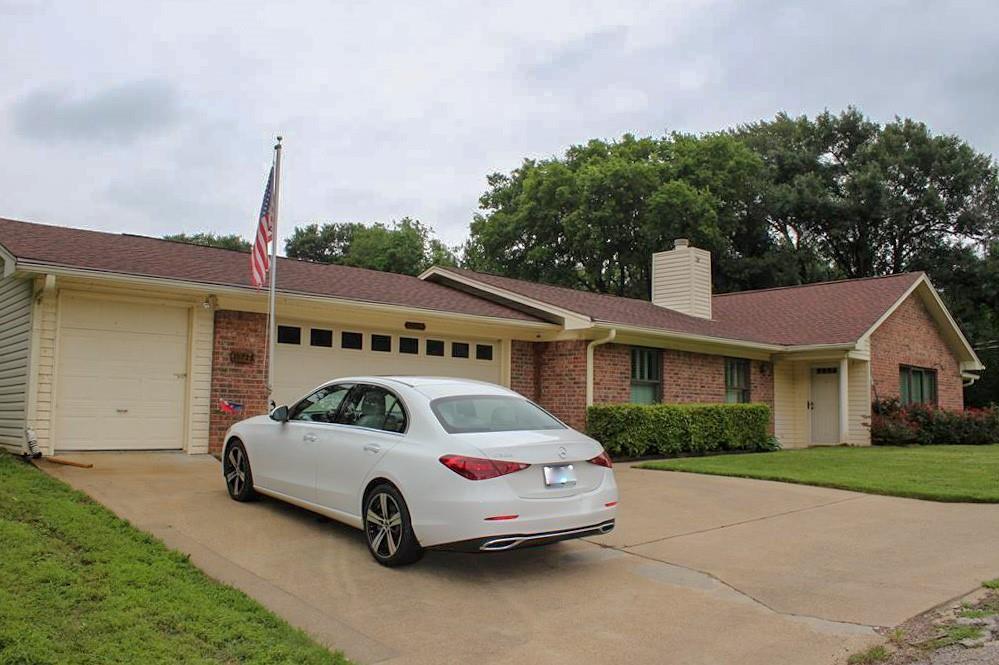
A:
[[270, 405, 289, 422]]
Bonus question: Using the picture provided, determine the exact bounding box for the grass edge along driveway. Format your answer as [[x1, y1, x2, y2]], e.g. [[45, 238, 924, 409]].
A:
[[639, 445, 999, 503], [0, 452, 349, 665]]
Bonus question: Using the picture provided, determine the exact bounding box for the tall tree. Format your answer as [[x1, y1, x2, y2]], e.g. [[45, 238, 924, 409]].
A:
[[465, 133, 794, 298], [163, 232, 251, 252], [285, 217, 456, 276], [734, 108, 999, 280]]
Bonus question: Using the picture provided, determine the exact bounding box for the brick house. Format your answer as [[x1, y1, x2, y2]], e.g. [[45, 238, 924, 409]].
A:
[[0, 218, 983, 456]]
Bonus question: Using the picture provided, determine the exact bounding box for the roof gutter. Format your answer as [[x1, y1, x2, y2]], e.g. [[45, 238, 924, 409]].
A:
[[586, 329, 617, 406]]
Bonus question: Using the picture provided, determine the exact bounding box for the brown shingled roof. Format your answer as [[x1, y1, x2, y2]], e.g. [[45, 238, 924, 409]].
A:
[[437, 266, 923, 347], [0, 218, 543, 323]]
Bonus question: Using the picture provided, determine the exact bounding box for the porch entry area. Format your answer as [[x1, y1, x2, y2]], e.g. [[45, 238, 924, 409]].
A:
[[773, 356, 872, 448]]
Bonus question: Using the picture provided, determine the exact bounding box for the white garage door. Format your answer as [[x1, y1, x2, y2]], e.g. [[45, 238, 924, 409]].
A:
[[55, 296, 189, 451], [273, 321, 502, 406]]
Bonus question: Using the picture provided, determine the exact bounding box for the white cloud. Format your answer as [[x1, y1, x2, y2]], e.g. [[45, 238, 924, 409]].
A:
[[0, 0, 996, 250]]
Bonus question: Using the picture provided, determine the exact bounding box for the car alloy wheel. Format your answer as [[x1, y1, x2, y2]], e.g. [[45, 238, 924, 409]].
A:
[[363, 484, 423, 566], [366, 491, 403, 558], [223, 441, 256, 501]]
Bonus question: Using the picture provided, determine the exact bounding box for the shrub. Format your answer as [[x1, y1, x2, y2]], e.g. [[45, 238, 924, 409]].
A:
[[870, 398, 999, 445], [586, 403, 772, 458]]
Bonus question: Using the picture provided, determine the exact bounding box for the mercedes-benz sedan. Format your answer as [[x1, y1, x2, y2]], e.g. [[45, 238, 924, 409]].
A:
[[222, 376, 618, 566]]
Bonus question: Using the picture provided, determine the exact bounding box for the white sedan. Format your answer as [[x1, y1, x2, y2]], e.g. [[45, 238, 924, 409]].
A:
[[222, 376, 618, 566]]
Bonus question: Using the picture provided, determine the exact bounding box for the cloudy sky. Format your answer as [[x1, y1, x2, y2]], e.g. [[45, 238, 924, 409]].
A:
[[1, 0, 996, 250]]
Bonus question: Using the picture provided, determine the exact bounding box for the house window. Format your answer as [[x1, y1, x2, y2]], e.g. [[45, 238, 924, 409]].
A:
[[341, 331, 363, 350], [475, 344, 493, 361], [630, 347, 661, 404], [725, 358, 750, 403], [900, 365, 937, 406], [277, 325, 301, 345], [426, 339, 445, 357], [371, 334, 391, 352], [399, 337, 419, 354], [452, 342, 470, 359], [310, 328, 333, 348]]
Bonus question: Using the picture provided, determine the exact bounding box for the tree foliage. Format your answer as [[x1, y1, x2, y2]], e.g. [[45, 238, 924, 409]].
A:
[[163, 232, 251, 252], [466, 109, 999, 404], [284, 217, 455, 276], [465, 133, 795, 298], [734, 108, 999, 279]]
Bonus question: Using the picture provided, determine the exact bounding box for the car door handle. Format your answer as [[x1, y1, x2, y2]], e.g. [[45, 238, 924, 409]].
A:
[[303, 433, 318, 443], [363, 443, 381, 454]]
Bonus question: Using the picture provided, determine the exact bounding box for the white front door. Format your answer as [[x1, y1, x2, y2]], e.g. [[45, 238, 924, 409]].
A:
[[810, 367, 840, 444]]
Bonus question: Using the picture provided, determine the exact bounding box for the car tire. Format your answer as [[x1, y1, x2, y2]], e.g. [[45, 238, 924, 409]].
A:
[[223, 439, 257, 502], [363, 483, 423, 567]]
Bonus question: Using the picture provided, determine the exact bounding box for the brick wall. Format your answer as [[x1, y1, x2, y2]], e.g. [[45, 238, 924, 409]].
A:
[[662, 350, 726, 402], [536, 340, 588, 431], [593, 344, 632, 403], [870, 293, 964, 410], [208, 310, 269, 454], [510, 340, 538, 401]]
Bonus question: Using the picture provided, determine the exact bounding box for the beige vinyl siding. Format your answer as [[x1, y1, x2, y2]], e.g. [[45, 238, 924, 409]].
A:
[[29, 279, 57, 454], [0, 277, 33, 452], [186, 305, 213, 453], [847, 359, 871, 445], [650, 246, 712, 319]]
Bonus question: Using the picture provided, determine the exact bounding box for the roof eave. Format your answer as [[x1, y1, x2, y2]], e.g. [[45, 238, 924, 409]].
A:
[[16, 260, 558, 330], [420, 266, 594, 329], [590, 321, 786, 353]]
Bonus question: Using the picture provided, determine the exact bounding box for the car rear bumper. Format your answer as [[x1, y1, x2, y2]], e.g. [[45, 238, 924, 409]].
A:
[[431, 519, 616, 553]]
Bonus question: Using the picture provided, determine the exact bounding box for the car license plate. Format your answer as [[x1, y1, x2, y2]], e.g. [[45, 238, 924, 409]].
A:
[[543, 464, 576, 488]]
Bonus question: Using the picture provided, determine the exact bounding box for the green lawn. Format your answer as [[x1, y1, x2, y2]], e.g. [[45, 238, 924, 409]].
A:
[[639, 445, 999, 502], [0, 453, 348, 664]]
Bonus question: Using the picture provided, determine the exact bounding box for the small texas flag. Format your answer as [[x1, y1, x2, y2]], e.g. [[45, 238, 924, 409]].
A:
[[219, 399, 244, 414]]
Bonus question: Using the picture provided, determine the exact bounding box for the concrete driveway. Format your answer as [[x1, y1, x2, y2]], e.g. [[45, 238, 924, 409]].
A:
[[41, 453, 999, 665]]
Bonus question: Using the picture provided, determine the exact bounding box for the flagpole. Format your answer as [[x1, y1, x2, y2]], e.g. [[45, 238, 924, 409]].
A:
[[266, 136, 282, 403]]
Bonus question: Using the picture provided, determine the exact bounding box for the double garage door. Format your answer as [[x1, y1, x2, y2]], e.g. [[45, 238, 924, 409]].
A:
[[272, 321, 502, 407], [55, 297, 189, 451]]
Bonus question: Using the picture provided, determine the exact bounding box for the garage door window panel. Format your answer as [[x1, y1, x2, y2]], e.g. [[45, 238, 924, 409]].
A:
[[310, 328, 333, 348], [278, 326, 301, 345], [371, 334, 392, 352], [341, 331, 363, 350], [476, 344, 493, 361], [426, 339, 444, 357], [399, 337, 419, 354], [452, 342, 470, 359]]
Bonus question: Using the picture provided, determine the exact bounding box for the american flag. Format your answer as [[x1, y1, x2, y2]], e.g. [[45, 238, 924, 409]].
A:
[[250, 166, 275, 288]]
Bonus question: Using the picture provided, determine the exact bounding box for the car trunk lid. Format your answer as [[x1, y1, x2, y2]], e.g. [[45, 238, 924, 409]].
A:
[[459, 430, 606, 499]]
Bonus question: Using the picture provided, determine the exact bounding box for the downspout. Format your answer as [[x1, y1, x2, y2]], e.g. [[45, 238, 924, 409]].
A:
[[586, 329, 617, 406]]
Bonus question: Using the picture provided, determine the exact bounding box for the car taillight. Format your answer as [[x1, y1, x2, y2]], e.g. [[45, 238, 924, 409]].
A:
[[439, 454, 529, 481], [588, 451, 613, 468]]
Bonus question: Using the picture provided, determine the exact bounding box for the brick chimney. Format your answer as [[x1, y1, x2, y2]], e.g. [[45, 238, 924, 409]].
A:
[[651, 239, 712, 318]]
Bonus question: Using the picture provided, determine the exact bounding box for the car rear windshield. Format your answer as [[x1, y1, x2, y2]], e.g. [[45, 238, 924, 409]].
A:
[[430, 395, 566, 434]]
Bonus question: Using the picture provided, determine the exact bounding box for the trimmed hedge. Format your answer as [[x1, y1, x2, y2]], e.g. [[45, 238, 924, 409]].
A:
[[870, 399, 999, 445], [586, 403, 774, 458]]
